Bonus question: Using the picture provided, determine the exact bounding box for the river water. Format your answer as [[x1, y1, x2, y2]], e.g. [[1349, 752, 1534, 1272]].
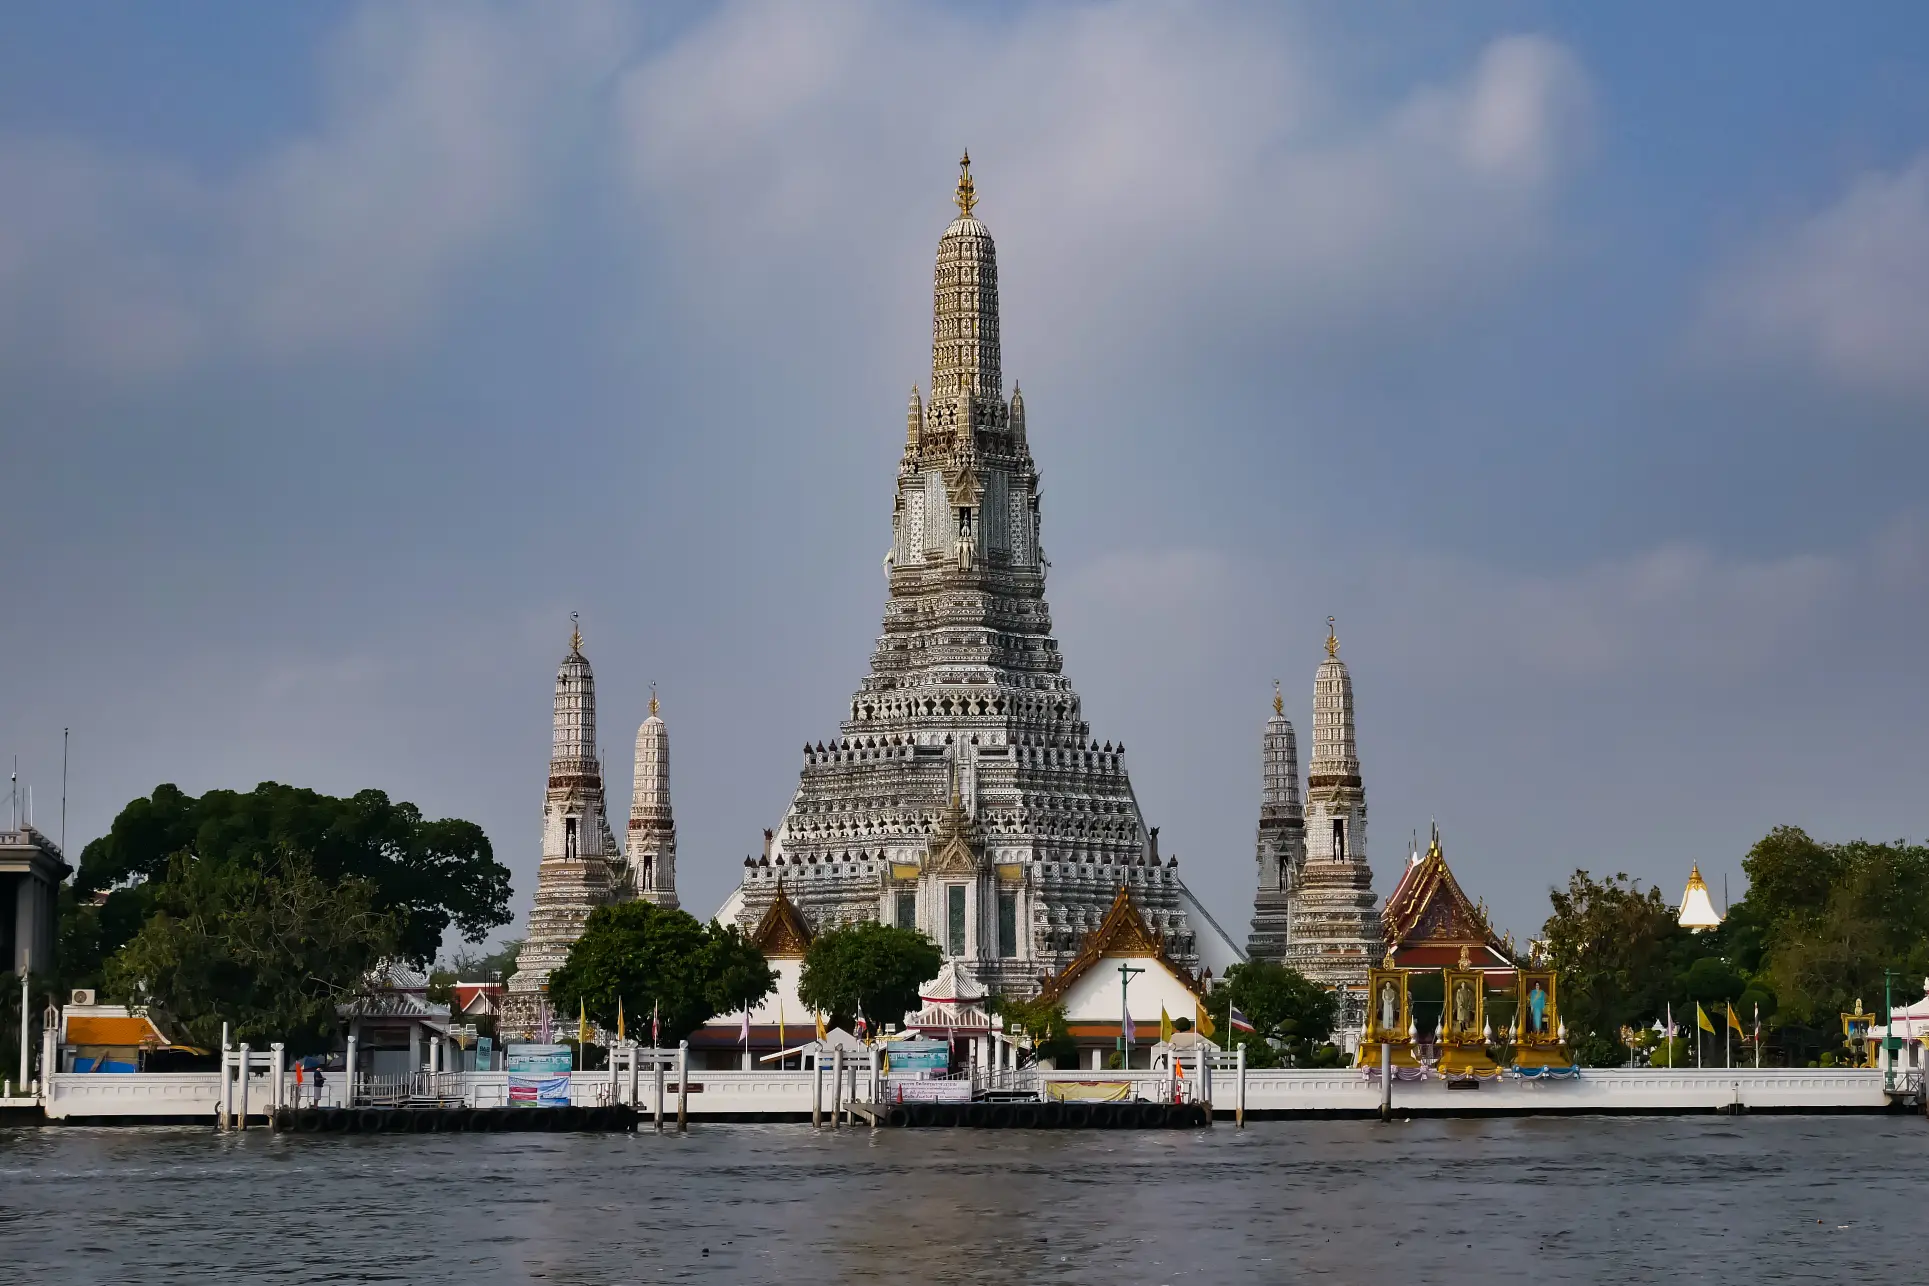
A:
[[1, 1116, 1915, 1284]]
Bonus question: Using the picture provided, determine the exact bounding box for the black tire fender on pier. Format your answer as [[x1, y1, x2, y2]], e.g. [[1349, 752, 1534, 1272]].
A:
[[886, 1106, 912, 1128], [295, 1108, 324, 1133], [1063, 1104, 1092, 1129], [1012, 1104, 1040, 1129]]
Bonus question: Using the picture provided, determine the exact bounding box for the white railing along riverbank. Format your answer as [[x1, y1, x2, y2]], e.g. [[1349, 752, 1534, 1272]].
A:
[[33, 1063, 1900, 1122]]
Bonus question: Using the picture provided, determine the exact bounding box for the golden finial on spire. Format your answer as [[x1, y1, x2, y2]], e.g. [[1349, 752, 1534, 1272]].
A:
[[1273, 681, 1283, 716], [649, 681, 659, 718], [1325, 616, 1338, 659], [570, 611, 582, 654], [954, 149, 977, 218]]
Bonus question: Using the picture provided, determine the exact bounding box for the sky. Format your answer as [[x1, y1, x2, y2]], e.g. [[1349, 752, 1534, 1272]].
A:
[[4, 0, 1927, 954]]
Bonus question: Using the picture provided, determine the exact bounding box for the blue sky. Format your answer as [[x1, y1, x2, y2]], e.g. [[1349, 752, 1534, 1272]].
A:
[[4, 1, 1926, 951]]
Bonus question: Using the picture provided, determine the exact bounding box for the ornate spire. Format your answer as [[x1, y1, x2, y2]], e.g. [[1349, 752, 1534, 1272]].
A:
[[1325, 615, 1338, 659], [570, 611, 583, 655], [1273, 680, 1284, 716], [932, 153, 1001, 400], [954, 149, 977, 218], [1311, 621, 1359, 780], [628, 686, 678, 909]]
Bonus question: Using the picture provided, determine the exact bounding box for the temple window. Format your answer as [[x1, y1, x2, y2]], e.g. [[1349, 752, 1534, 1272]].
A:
[[997, 893, 1017, 958], [896, 891, 916, 930], [947, 885, 967, 957]]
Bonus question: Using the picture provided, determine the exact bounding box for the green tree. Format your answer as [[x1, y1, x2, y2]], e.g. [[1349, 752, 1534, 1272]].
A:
[[546, 902, 774, 1041], [798, 921, 942, 1030], [104, 848, 400, 1056], [1542, 870, 1689, 1044], [1206, 960, 1337, 1067], [76, 782, 510, 966], [447, 939, 522, 982], [996, 993, 1077, 1067]]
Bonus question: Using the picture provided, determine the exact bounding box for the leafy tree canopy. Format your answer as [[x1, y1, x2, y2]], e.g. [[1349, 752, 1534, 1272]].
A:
[[995, 992, 1077, 1068], [797, 921, 942, 1029], [1541, 870, 1692, 1045], [1206, 960, 1337, 1068], [76, 782, 511, 966], [546, 902, 774, 1041], [104, 848, 400, 1057]]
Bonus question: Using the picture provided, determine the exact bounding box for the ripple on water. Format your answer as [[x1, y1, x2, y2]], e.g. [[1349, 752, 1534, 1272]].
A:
[[0, 1118, 1918, 1284]]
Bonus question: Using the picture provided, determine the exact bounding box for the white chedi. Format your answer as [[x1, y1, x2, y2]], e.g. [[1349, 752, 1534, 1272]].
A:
[[1677, 864, 1723, 931]]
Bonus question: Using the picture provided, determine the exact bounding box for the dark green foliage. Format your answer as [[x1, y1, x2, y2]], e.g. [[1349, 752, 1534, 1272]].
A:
[[996, 992, 1077, 1068], [1206, 960, 1338, 1067], [446, 939, 522, 982], [1545, 827, 1929, 1066], [1541, 870, 1691, 1047], [103, 849, 401, 1057], [546, 902, 774, 1041], [76, 782, 510, 966], [1680, 956, 1746, 1006], [797, 920, 942, 1030]]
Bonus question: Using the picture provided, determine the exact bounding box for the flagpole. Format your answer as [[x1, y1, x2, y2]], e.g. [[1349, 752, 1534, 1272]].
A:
[[1754, 1002, 1761, 1070]]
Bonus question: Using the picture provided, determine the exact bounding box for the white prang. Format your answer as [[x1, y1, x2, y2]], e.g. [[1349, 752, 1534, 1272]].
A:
[[723, 154, 1242, 996], [627, 693, 679, 909]]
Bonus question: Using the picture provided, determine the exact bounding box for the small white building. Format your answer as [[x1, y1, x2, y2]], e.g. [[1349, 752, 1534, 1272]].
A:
[[1038, 886, 1213, 1070], [1869, 980, 1929, 1081]]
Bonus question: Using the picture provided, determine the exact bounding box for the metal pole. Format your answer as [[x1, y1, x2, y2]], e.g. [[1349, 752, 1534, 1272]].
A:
[[868, 1045, 880, 1128], [832, 1046, 845, 1129], [271, 1043, 286, 1127], [345, 1033, 359, 1107], [222, 1045, 235, 1132], [238, 1043, 251, 1129], [1235, 1043, 1246, 1128], [16, 954, 28, 1093], [654, 1053, 665, 1132], [676, 1041, 688, 1132], [812, 1054, 823, 1128], [1380, 1040, 1392, 1121]]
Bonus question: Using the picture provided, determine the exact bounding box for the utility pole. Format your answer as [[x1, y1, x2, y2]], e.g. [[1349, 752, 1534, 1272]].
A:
[[1116, 961, 1144, 1070]]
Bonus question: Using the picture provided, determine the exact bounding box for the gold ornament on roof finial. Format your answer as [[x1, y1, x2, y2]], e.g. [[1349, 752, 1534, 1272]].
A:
[[954, 149, 977, 218], [649, 681, 659, 718], [570, 611, 582, 654], [1273, 681, 1283, 716], [1326, 616, 1338, 659]]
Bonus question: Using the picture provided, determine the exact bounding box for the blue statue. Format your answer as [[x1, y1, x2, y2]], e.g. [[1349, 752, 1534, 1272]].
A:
[[1528, 982, 1548, 1033]]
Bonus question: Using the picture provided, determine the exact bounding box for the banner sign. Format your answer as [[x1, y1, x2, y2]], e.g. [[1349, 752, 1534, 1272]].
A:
[[884, 1039, 949, 1074], [506, 1043, 572, 1108]]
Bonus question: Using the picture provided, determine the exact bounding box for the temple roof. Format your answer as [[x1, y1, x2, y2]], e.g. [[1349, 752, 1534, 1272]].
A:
[[1038, 885, 1203, 1003], [920, 959, 987, 1004], [1381, 829, 1512, 972], [750, 884, 814, 958]]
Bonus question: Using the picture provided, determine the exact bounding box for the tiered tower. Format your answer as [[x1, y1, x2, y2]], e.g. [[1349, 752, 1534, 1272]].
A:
[[1285, 620, 1381, 1009], [502, 620, 620, 1039], [1245, 682, 1303, 961], [626, 688, 678, 909], [726, 154, 1238, 994]]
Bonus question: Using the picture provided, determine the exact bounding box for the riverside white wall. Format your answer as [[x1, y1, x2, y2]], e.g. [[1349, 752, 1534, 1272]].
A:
[[38, 1066, 1895, 1121]]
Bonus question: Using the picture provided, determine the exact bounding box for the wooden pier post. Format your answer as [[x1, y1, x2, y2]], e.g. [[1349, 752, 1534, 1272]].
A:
[[1235, 1043, 1246, 1128], [1380, 1041, 1392, 1121], [812, 1055, 823, 1129]]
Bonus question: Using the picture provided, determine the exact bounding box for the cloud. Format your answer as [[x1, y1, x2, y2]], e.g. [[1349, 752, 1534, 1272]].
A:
[[0, 2, 630, 376], [615, 4, 1592, 370], [1701, 153, 1929, 401]]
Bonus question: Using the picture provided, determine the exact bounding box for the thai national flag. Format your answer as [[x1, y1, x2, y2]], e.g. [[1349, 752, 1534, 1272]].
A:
[[1229, 1006, 1256, 1034]]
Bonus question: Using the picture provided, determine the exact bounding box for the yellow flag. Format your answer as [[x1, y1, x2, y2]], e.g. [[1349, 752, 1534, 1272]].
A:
[[579, 998, 592, 1045], [1160, 1005, 1174, 1043], [1196, 1000, 1217, 1040], [778, 996, 786, 1048], [815, 1010, 827, 1042], [617, 997, 625, 1043], [1696, 1003, 1715, 1034], [1727, 1003, 1745, 1034]]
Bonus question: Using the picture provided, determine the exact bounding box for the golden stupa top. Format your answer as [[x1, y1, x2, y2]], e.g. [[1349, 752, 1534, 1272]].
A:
[[1325, 617, 1339, 659], [569, 612, 583, 655], [954, 150, 977, 218], [1273, 681, 1284, 716]]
